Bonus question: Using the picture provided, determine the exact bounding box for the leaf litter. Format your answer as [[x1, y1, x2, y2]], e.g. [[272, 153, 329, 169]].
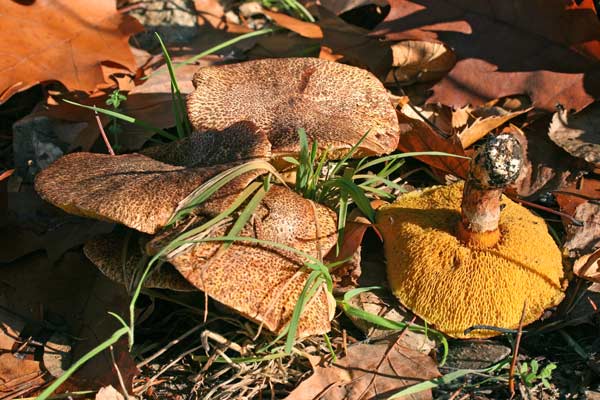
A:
[[1, 0, 600, 398]]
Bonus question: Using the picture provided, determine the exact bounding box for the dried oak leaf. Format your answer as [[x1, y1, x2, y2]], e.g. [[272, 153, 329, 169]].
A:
[[457, 106, 531, 148], [285, 342, 439, 400], [549, 103, 600, 168], [0, 251, 138, 394], [0, 0, 143, 104], [372, 0, 600, 111], [34, 152, 264, 234], [385, 40, 456, 85], [146, 185, 338, 337]]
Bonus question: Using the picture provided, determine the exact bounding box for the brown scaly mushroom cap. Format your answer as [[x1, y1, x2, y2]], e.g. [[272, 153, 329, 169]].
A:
[[34, 152, 265, 234], [84, 229, 194, 291], [376, 134, 565, 338], [146, 185, 338, 338], [187, 57, 400, 160]]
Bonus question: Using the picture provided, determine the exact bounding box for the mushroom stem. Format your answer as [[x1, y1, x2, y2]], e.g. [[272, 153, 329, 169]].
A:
[[457, 133, 523, 248]]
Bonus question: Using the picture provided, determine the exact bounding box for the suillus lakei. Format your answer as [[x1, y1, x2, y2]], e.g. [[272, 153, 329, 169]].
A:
[[187, 57, 400, 160], [376, 133, 565, 338]]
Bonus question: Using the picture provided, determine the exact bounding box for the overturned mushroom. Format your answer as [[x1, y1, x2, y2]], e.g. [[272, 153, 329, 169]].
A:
[[376, 134, 565, 338], [187, 57, 400, 160]]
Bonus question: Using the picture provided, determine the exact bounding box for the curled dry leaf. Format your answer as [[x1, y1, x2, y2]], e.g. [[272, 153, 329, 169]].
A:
[[563, 201, 600, 257], [0, 0, 143, 104], [385, 40, 456, 85], [373, 0, 600, 111], [146, 185, 338, 337], [187, 57, 399, 159], [285, 342, 439, 400], [458, 106, 531, 148], [549, 103, 600, 167], [396, 109, 469, 178], [574, 249, 600, 285], [34, 153, 264, 234]]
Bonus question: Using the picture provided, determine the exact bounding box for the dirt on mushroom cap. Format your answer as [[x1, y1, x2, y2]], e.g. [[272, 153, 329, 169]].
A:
[[187, 57, 400, 160], [376, 182, 565, 339], [146, 185, 338, 337]]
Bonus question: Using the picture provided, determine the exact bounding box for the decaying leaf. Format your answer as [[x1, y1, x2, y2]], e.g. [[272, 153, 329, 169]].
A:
[[457, 106, 531, 148], [563, 201, 600, 257], [312, 6, 393, 78], [373, 0, 600, 111], [385, 40, 456, 85], [34, 153, 264, 234], [285, 342, 439, 400], [147, 185, 338, 337], [574, 249, 600, 284], [0, 251, 138, 394], [188, 57, 399, 160], [549, 103, 600, 167], [0, 0, 143, 103], [396, 110, 469, 178]]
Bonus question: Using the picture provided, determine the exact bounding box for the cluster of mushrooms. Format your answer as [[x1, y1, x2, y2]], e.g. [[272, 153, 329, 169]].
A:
[[35, 58, 565, 340]]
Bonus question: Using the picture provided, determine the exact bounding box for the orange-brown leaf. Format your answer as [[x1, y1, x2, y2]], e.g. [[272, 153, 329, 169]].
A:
[[0, 1, 143, 104], [373, 0, 600, 111]]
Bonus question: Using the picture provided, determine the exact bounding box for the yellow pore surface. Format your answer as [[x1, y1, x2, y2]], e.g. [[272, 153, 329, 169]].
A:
[[376, 183, 565, 339]]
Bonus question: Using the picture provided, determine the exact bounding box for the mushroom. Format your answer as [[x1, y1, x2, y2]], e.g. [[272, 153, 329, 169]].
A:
[[187, 57, 400, 160], [146, 185, 338, 337], [376, 133, 565, 338]]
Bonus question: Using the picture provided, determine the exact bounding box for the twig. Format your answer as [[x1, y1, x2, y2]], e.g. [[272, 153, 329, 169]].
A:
[[110, 345, 129, 399], [509, 301, 527, 398], [137, 323, 206, 368], [509, 196, 584, 226], [94, 110, 115, 156]]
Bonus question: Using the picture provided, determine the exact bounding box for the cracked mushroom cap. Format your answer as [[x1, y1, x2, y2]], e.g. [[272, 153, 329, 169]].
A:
[[375, 182, 565, 339], [146, 185, 338, 337], [187, 58, 400, 160], [34, 152, 264, 234]]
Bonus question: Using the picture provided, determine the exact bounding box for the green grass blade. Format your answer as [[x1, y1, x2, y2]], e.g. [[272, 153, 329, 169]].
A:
[[177, 28, 276, 67], [155, 33, 191, 137], [63, 99, 178, 141], [36, 326, 130, 400], [355, 151, 470, 173], [285, 271, 323, 353]]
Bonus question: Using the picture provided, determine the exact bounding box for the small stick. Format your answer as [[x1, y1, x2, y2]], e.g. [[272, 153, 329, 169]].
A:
[[509, 196, 584, 227], [508, 301, 527, 399], [94, 110, 115, 156]]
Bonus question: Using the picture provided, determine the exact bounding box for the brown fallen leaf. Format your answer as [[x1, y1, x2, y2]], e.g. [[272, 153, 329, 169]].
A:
[[372, 0, 600, 111], [396, 109, 469, 178], [262, 9, 323, 39], [317, 0, 388, 15], [457, 106, 531, 148], [310, 5, 393, 78], [563, 201, 600, 257], [96, 385, 126, 400], [385, 40, 456, 85], [285, 342, 439, 400], [0, 251, 138, 394], [549, 103, 600, 168], [0, 1, 143, 104], [574, 249, 600, 285]]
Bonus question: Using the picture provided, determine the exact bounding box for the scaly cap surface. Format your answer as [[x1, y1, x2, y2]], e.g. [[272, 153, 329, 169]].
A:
[[376, 183, 565, 338], [147, 185, 338, 337], [187, 58, 400, 159]]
